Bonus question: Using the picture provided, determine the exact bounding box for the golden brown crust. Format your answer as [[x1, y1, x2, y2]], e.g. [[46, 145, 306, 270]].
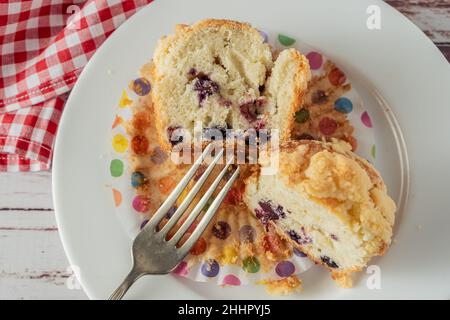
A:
[[281, 49, 311, 142], [180, 19, 257, 34], [147, 63, 172, 150]]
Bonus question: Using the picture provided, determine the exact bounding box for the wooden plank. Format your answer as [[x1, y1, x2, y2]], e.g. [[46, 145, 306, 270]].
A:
[[0, 277, 85, 300], [386, 0, 450, 43], [0, 219, 86, 300], [1, 209, 55, 230], [0, 173, 86, 299], [436, 43, 450, 62], [0, 172, 53, 209]]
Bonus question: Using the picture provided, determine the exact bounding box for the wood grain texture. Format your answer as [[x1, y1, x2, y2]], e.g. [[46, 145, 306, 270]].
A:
[[386, 0, 450, 43], [0, 225, 84, 300], [0, 1, 448, 300], [0, 172, 53, 209], [386, 0, 450, 62], [0, 173, 86, 299]]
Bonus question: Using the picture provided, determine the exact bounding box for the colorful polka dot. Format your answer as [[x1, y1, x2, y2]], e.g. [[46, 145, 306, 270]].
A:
[[221, 246, 238, 265], [189, 237, 207, 256], [319, 117, 338, 136], [371, 144, 376, 159], [334, 97, 353, 114], [132, 195, 149, 213], [275, 261, 295, 277], [212, 221, 231, 240], [201, 259, 220, 277], [242, 256, 260, 273], [131, 135, 149, 155], [119, 90, 132, 108], [172, 261, 188, 276], [222, 274, 241, 286], [306, 51, 323, 70], [110, 159, 123, 177], [361, 111, 373, 128], [131, 78, 151, 96], [295, 108, 310, 124], [278, 34, 295, 46], [158, 176, 176, 195], [131, 171, 145, 188], [328, 67, 346, 86], [239, 225, 256, 243], [112, 134, 128, 153], [112, 115, 123, 129], [112, 189, 122, 207]]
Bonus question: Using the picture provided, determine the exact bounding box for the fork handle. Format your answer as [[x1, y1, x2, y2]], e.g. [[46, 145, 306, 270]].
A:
[[109, 268, 143, 300]]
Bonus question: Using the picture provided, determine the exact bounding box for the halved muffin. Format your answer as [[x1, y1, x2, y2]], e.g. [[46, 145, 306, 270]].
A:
[[149, 19, 311, 150], [243, 140, 396, 287]]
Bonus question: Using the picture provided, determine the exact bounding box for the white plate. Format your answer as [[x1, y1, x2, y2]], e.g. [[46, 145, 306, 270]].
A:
[[53, 0, 450, 299]]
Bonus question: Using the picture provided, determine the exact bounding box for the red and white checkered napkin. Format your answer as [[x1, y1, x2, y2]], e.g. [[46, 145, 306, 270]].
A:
[[0, 0, 153, 172]]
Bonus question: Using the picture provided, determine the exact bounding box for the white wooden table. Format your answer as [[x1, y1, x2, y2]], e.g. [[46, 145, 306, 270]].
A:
[[1, 1, 449, 300]]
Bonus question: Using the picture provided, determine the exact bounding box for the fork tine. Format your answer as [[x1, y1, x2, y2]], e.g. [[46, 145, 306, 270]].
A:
[[144, 143, 215, 231], [158, 147, 224, 238], [174, 163, 240, 256], [168, 155, 236, 246]]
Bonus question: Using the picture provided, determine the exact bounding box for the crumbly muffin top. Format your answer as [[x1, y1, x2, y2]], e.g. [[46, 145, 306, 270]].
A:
[[259, 139, 396, 247]]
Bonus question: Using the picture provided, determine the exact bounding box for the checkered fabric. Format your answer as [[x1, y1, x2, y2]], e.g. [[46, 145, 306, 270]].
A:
[[0, 0, 153, 172]]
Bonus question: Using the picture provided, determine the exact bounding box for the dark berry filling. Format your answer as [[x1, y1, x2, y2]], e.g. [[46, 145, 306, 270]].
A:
[[294, 108, 310, 124], [255, 200, 286, 226], [239, 98, 266, 123], [253, 120, 266, 130], [167, 126, 184, 146], [321, 255, 339, 268], [219, 97, 232, 108], [330, 234, 339, 241], [287, 227, 312, 245], [187, 68, 197, 78], [193, 73, 219, 104], [212, 221, 231, 240]]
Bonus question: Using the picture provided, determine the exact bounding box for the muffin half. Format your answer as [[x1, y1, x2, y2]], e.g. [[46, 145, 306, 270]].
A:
[[149, 19, 311, 149], [243, 140, 396, 287]]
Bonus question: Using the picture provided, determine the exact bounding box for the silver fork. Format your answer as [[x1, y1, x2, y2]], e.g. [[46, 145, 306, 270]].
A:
[[109, 144, 240, 300]]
